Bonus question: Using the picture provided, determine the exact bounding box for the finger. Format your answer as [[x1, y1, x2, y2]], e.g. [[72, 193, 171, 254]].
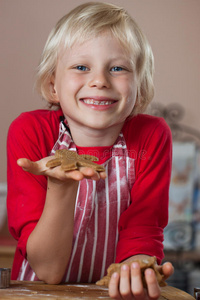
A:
[[161, 262, 174, 280], [79, 167, 107, 181], [89, 170, 106, 180], [53, 168, 105, 182], [17, 158, 47, 175], [109, 272, 122, 300], [145, 268, 160, 299], [48, 168, 85, 182], [130, 262, 145, 299], [99, 171, 107, 180], [119, 264, 132, 300], [17, 158, 33, 170], [79, 167, 100, 180]]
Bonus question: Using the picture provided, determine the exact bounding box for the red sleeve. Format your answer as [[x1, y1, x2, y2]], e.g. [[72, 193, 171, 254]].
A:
[[116, 115, 172, 265], [7, 109, 62, 278]]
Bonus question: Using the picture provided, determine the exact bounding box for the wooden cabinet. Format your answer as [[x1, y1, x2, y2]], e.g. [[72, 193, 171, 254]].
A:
[[0, 236, 16, 269], [0, 245, 15, 268], [164, 250, 200, 263]]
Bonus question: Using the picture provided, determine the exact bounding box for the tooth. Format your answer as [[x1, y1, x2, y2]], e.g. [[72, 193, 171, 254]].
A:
[[83, 99, 113, 105]]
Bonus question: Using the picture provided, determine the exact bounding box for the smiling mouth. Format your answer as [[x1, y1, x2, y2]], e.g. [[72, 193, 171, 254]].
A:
[[81, 99, 117, 105]]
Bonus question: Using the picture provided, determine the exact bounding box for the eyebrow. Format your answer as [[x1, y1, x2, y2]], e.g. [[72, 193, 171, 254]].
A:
[[69, 54, 131, 63]]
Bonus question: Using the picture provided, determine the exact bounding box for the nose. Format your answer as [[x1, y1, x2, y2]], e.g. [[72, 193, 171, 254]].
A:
[[88, 70, 110, 89]]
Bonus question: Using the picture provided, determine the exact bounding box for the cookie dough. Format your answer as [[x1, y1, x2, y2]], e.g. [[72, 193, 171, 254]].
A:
[[46, 149, 105, 172], [96, 256, 166, 288]]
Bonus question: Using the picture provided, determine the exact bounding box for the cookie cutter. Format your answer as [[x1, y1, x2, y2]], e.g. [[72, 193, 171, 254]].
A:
[[0, 268, 11, 288]]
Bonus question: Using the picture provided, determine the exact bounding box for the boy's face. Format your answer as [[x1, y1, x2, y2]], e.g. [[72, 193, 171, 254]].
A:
[[52, 32, 137, 139]]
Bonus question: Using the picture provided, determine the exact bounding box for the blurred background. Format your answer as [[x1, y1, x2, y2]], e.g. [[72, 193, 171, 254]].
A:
[[0, 0, 200, 294]]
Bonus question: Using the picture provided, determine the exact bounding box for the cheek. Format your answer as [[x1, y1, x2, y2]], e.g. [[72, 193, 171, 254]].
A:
[[118, 76, 137, 96], [123, 83, 138, 114], [124, 83, 137, 104], [126, 96, 136, 114], [66, 75, 85, 93]]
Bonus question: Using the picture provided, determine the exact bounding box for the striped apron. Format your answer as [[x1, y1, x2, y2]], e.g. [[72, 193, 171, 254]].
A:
[[18, 121, 135, 282]]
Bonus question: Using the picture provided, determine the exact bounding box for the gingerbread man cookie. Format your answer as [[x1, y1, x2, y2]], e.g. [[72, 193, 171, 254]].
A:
[[96, 256, 166, 288], [46, 149, 105, 172]]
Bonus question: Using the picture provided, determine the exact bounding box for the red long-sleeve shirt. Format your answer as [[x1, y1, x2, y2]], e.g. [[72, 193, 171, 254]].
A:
[[7, 109, 172, 280]]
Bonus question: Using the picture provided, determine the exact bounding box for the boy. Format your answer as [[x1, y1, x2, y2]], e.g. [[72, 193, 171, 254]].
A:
[[7, 2, 173, 299]]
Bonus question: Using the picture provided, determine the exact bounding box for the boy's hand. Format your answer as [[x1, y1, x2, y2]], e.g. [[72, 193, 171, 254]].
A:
[[17, 157, 107, 182], [109, 260, 174, 300]]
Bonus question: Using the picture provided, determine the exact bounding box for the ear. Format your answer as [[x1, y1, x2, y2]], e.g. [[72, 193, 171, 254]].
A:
[[49, 75, 59, 103]]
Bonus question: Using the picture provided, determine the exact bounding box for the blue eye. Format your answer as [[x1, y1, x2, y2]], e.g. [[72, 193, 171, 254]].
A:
[[111, 66, 124, 72], [76, 65, 88, 71]]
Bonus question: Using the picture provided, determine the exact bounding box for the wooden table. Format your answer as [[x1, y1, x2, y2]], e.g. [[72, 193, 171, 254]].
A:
[[0, 281, 195, 299]]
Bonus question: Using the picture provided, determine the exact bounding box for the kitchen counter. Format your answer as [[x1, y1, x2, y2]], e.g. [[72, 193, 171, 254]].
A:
[[0, 281, 194, 299]]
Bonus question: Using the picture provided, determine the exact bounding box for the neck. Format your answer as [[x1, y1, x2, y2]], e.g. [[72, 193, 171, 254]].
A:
[[67, 122, 124, 147]]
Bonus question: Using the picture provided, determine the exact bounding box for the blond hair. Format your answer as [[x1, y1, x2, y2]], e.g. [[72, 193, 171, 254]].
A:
[[36, 2, 154, 115]]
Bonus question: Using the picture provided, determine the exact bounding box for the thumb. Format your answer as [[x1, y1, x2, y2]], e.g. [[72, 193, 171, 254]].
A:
[[17, 158, 43, 175]]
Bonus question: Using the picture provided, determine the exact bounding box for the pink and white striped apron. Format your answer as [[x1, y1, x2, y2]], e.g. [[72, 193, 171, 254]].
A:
[[18, 121, 135, 282]]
